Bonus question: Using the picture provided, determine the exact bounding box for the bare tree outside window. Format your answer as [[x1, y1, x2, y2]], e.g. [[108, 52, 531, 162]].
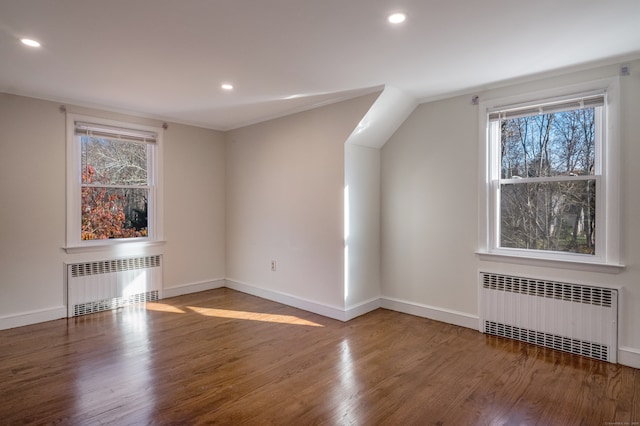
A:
[[499, 108, 597, 254]]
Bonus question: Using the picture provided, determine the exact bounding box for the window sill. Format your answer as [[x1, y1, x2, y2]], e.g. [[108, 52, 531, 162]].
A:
[[476, 252, 625, 274], [64, 240, 165, 255]]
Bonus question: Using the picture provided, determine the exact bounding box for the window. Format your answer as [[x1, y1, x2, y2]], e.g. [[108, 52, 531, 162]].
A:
[[480, 79, 620, 267], [66, 115, 163, 250]]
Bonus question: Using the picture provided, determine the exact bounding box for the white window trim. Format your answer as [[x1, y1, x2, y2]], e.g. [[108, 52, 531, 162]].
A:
[[65, 113, 164, 254], [477, 78, 623, 272]]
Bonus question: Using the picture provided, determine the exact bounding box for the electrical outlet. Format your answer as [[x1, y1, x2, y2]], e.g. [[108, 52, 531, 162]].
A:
[[271, 260, 276, 271]]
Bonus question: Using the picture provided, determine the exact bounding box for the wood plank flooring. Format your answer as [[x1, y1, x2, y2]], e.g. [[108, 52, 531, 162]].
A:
[[1, 288, 638, 425]]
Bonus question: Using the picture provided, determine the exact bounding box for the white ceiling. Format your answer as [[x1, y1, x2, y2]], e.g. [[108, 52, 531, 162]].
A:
[[2, 0, 639, 131]]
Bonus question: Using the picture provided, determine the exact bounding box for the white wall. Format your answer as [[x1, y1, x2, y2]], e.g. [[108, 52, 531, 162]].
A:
[[0, 94, 67, 321], [163, 123, 226, 296], [380, 59, 640, 367], [345, 143, 381, 311], [225, 94, 378, 316], [381, 95, 480, 319], [0, 94, 226, 327]]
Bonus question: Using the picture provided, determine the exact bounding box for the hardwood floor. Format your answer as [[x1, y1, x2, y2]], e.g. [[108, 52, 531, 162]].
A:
[[1, 288, 638, 425]]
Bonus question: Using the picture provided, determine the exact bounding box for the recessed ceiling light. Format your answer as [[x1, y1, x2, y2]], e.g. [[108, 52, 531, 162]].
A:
[[388, 13, 406, 24], [221, 83, 234, 90], [20, 38, 41, 47]]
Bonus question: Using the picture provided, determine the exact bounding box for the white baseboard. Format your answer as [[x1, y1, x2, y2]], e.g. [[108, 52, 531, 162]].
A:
[[381, 297, 479, 330], [618, 346, 640, 369], [0, 306, 66, 330], [345, 297, 381, 321], [163, 279, 226, 299], [225, 279, 348, 321]]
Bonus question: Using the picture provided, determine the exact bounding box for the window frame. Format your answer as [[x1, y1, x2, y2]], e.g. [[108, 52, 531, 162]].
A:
[[478, 78, 622, 271], [66, 113, 164, 253]]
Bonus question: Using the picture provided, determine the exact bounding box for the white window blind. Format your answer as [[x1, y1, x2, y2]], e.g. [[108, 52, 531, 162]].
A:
[[75, 121, 157, 143], [488, 94, 604, 121]]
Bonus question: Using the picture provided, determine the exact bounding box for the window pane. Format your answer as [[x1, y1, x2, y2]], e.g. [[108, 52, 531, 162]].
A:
[[500, 108, 596, 178], [81, 136, 148, 185], [500, 180, 596, 254], [81, 187, 148, 240]]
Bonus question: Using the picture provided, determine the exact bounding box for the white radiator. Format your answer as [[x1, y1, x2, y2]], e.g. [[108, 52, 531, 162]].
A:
[[479, 272, 618, 363], [67, 255, 162, 317]]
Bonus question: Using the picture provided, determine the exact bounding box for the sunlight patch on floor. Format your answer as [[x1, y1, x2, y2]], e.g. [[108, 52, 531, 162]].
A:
[[186, 306, 324, 327], [145, 302, 186, 314]]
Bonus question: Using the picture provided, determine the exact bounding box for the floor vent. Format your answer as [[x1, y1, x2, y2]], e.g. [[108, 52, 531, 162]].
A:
[[480, 272, 617, 363], [67, 255, 162, 317]]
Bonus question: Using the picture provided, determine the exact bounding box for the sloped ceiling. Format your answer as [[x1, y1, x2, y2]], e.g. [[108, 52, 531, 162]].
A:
[[345, 86, 417, 149], [1, 0, 639, 131]]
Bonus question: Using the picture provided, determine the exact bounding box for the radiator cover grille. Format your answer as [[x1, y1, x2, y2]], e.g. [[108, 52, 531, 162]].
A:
[[484, 321, 609, 361], [73, 290, 159, 316], [71, 255, 161, 278], [482, 272, 613, 307], [480, 272, 617, 363]]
